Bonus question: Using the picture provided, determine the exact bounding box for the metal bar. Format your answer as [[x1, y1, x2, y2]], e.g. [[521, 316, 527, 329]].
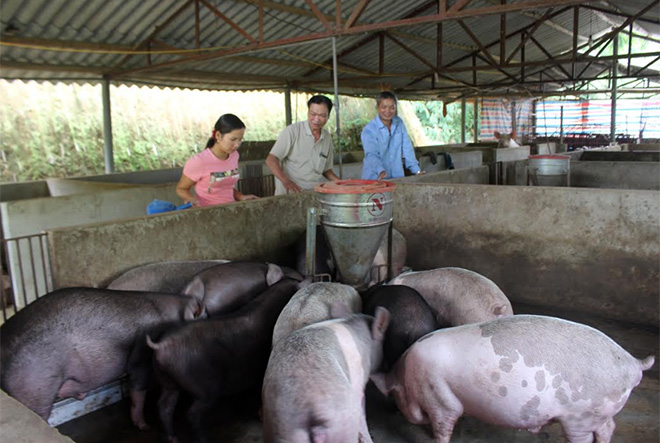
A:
[[195, 0, 200, 49], [457, 20, 498, 67], [627, 23, 632, 76], [461, 98, 466, 143], [332, 37, 342, 179], [611, 32, 618, 143], [40, 235, 52, 293], [344, 0, 371, 30], [15, 239, 28, 309], [285, 86, 292, 126], [27, 238, 39, 300], [447, 0, 473, 15], [112, 0, 194, 70], [259, 0, 264, 43], [199, 0, 257, 43], [504, 7, 553, 65], [474, 98, 479, 143], [102, 76, 114, 174], [520, 32, 525, 81], [1, 239, 7, 322], [379, 33, 384, 74], [500, 0, 506, 63], [304, 0, 333, 32], [572, 5, 579, 78], [305, 208, 318, 278], [529, 35, 572, 79]]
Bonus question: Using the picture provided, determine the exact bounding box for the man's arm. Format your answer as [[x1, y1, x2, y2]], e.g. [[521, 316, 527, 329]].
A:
[[265, 154, 302, 193], [361, 124, 386, 179], [323, 169, 340, 181]]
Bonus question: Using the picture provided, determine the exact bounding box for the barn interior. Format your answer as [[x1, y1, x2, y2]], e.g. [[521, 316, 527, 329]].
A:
[[1, 0, 659, 442]]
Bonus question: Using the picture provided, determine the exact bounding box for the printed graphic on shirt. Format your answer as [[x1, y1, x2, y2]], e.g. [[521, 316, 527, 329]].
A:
[[207, 168, 239, 193]]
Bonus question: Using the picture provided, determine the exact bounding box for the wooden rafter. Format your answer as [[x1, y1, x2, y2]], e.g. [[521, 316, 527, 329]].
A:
[[529, 35, 572, 79]]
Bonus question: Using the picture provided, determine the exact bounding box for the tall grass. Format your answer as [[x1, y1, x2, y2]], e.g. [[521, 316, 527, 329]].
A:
[[0, 80, 429, 182]]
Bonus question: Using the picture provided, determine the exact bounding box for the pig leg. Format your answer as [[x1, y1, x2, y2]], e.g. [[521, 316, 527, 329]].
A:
[[187, 398, 214, 443], [562, 430, 594, 443], [594, 418, 616, 443], [129, 389, 149, 430], [126, 342, 153, 430], [157, 387, 180, 443], [4, 370, 59, 421], [358, 396, 373, 443], [423, 384, 464, 443]]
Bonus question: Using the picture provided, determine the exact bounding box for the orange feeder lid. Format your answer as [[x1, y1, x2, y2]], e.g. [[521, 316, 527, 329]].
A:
[[315, 179, 397, 194]]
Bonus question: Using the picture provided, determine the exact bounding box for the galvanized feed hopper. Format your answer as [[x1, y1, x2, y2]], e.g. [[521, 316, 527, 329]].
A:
[[528, 154, 571, 186], [314, 180, 396, 288]]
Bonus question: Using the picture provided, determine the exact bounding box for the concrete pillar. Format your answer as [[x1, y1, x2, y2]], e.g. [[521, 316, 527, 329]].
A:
[[102, 76, 114, 174], [461, 98, 466, 144]]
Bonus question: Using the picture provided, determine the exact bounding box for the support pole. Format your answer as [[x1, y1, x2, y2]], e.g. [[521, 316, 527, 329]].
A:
[[474, 98, 479, 143], [460, 98, 466, 144], [332, 37, 343, 179], [102, 76, 114, 174], [610, 31, 619, 144], [305, 208, 318, 279], [285, 85, 292, 126]]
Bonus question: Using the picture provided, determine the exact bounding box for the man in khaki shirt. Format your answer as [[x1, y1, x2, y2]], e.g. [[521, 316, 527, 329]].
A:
[[266, 95, 340, 195]]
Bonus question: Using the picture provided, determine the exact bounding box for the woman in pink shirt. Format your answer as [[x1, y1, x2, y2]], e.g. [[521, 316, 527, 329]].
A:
[[176, 114, 258, 207]]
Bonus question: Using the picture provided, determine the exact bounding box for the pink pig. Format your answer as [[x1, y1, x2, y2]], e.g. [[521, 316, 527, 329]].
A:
[[372, 315, 654, 443]]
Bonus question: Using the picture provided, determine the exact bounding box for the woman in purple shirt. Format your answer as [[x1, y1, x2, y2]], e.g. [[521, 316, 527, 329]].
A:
[[361, 91, 422, 180]]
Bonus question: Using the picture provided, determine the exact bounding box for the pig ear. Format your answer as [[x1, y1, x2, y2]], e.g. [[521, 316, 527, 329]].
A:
[[370, 373, 392, 396], [493, 304, 511, 318], [266, 263, 284, 286], [184, 297, 207, 321], [182, 277, 204, 300], [494, 131, 501, 139], [330, 301, 352, 319], [372, 306, 391, 341]]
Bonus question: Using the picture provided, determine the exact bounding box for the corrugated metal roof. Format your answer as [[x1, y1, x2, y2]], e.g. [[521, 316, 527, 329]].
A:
[[1, 0, 658, 99]]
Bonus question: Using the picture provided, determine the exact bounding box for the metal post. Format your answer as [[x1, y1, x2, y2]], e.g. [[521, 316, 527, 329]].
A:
[[101, 76, 114, 174], [285, 85, 292, 126], [473, 99, 479, 143], [610, 31, 619, 144], [332, 37, 343, 179], [560, 105, 564, 146], [305, 208, 318, 278], [460, 98, 466, 144]]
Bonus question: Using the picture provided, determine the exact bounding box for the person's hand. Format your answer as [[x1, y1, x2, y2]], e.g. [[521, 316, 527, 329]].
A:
[[187, 198, 200, 207], [239, 194, 259, 201], [284, 179, 302, 194], [416, 170, 426, 175], [377, 171, 387, 180]]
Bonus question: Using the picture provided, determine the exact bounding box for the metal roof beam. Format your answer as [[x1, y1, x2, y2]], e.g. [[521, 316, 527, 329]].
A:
[[505, 7, 554, 65], [303, 0, 333, 32], [344, 0, 371, 30], [199, 0, 257, 44]]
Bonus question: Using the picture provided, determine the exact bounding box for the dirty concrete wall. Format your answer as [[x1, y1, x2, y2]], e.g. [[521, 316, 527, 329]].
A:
[[393, 183, 659, 326], [570, 162, 660, 190], [0, 180, 49, 202], [48, 193, 315, 288], [393, 166, 489, 185], [2, 183, 180, 306]]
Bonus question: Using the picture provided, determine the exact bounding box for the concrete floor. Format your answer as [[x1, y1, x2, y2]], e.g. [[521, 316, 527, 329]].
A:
[[57, 302, 659, 443]]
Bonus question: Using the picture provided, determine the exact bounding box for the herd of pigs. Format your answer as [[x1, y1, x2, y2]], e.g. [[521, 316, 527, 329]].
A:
[[0, 229, 655, 443]]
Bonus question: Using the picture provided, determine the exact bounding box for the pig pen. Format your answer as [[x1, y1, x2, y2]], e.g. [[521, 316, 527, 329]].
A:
[[3, 180, 659, 443]]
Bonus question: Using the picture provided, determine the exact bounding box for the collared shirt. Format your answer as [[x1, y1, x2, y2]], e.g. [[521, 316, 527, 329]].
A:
[[360, 115, 420, 180], [269, 121, 335, 195], [183, 149, 239, 206]]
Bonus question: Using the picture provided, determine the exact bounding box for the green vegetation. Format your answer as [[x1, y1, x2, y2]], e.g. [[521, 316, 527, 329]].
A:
[[0, 80, 466, 182]]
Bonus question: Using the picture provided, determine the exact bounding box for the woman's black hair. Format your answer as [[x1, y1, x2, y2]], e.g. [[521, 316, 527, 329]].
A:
[[307, 95, 333, 114], [206, 113, 246, 148]]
